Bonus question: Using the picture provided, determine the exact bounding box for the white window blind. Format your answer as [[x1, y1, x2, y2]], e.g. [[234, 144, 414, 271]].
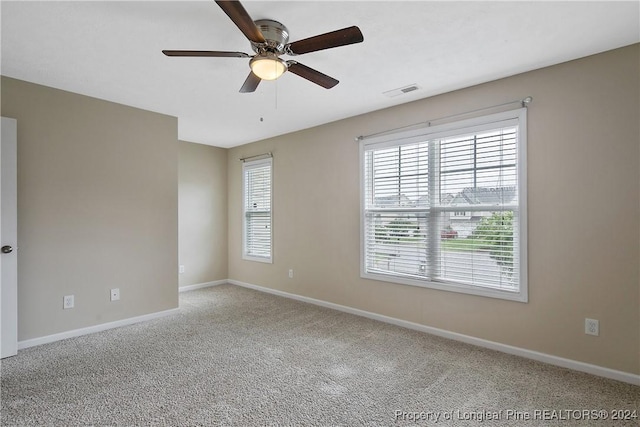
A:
[[360, 109, 527, 301], [243, 158, 272, 263]]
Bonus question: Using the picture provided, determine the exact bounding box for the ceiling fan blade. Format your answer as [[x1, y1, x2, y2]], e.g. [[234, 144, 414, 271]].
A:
[[285, 26, 363, 56], [215, 0, 266, 44], [240, 72, 261, 93], [287, 62, 338, 89], [162, 50, 251, 58]]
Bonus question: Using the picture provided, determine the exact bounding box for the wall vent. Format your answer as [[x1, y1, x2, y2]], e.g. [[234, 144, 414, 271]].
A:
[[383, 84, 421, 98]]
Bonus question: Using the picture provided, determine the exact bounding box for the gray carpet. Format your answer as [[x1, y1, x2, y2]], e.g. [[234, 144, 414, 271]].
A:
[[1, 284, 638, 426]]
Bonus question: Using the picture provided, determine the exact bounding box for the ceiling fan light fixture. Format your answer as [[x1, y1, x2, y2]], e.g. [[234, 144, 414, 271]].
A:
[[250, 53, 287, 80], [163, 1, 364, 92]]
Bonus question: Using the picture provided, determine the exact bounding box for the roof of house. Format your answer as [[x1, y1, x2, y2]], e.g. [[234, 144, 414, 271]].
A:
[[449, 187, 517, 206]]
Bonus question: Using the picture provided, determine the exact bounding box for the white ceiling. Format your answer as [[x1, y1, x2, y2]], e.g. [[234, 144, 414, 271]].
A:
[[2, 1, 639, 148]]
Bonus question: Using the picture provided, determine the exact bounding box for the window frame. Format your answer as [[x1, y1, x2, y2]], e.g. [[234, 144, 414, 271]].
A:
[[359, 109, 528, 302], [242, 157, 273, 263]]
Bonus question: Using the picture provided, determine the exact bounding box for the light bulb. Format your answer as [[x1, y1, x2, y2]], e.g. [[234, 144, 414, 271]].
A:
[[250, 53, 286, 80]]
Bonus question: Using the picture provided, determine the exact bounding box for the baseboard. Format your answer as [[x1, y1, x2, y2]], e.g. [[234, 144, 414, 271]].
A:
[[18, 308, 180, 351], [179, 280, 227, 293], [18, 279, 225, 351], [228, 279, 640, 386]]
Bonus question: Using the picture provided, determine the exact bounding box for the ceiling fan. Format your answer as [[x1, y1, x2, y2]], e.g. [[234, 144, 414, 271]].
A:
[[162, 0, 364, 93]]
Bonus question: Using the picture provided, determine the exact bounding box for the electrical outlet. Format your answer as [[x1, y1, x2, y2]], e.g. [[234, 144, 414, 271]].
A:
[[63, 295, 74, 309], [585, 318, 599, 336], [288, 269, 294, 279], [179, 265, 185, 274], [110, 288, 120, 301]]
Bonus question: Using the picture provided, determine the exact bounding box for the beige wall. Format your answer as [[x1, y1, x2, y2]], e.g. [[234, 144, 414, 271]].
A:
[[178, 140, 227, 287], [1, 77, 179, 341], [228, 44, 640, 374]]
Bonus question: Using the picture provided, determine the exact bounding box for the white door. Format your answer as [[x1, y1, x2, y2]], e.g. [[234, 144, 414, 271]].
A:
[[1, 117, 18, 358]]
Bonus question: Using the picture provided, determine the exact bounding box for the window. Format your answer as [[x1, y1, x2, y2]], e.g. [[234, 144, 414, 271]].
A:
[[243, 157, 272, 263], [360, 109, 527, 301]]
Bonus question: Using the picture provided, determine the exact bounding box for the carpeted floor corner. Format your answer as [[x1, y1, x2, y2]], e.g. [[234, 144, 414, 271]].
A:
[[1, 284, 638, 426]]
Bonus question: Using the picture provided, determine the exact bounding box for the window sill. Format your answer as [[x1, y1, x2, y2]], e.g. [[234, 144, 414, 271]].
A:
[[361, 270, 528, 303], [242, 255, 273, 264]]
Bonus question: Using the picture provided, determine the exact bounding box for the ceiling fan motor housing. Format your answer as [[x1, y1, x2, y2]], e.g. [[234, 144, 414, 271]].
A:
[[251, 19, 289, 54]]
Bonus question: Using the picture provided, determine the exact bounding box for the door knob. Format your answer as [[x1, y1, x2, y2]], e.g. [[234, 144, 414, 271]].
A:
[[1, 246, 13, 254]]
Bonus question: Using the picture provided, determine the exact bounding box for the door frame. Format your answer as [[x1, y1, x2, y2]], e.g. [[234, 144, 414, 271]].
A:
[[1, 116, 18, 358]]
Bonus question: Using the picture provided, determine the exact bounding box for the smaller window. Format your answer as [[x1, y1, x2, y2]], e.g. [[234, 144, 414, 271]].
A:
[[242, 158, 272, 263]]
